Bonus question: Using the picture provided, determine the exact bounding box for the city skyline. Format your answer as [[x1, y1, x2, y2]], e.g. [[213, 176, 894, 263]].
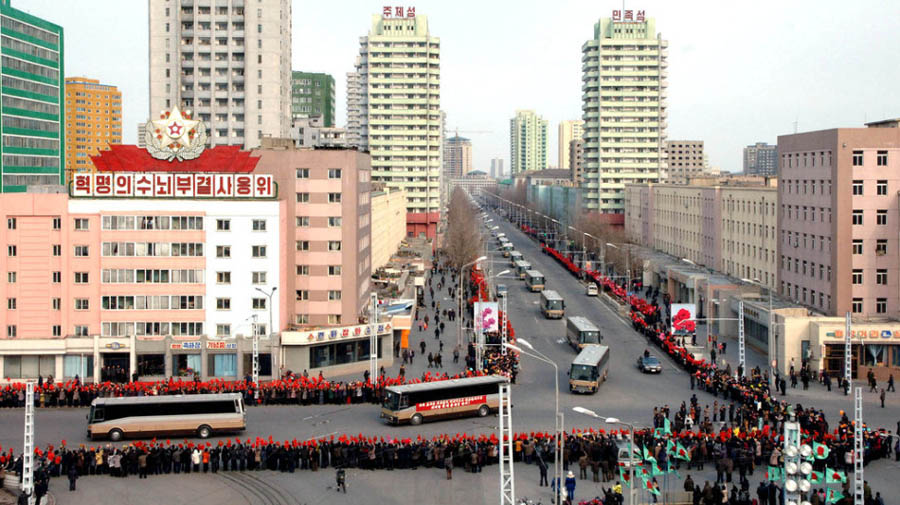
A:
[[10, 0, 900, 173]]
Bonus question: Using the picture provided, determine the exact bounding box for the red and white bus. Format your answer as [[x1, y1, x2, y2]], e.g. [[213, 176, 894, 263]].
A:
[[381, 375, 508, 426]]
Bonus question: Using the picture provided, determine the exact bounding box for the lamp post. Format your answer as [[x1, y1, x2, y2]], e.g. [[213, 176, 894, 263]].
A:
[[255, 287, 277, 390], [457, 256, 487, 349], [505, 340, 562, 505], [573, 407, 637, 505]]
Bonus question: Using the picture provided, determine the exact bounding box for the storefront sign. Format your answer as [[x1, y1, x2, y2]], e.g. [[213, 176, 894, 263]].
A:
[[383, 6, 415, 18], [825, 329, 900, 339], [206, 341, 237, 350], [612, 9, 645, 22], [170, 341, 202, 350], [71, 173, 275, 199], [104, 342, 128, 350], [284, 322, 393, 345], [416, 395, 486, 412]]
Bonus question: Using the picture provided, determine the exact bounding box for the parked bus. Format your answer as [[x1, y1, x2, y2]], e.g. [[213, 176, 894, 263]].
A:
[[501, 243, 514, 257], [509, 251, 523, 265], [540, 290, 566, 319], [569, 344, 610, 394], [514, 260, 531, 279], [566, 315, 601, 350], [525, 270, 545, 292], [498, 236, 509, 246], [381, 375, 508, 426], [88, 393, 245, 441]]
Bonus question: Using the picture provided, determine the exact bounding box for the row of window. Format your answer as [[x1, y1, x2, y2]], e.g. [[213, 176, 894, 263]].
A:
[[851, 239, 889, 256], [780, 282, 834, 312], [851, 269, 889, 286], [295, 240, 342, 251], [294, 216, 342, 227], [781, 256, 832, 282], [295, 168, 342, 179], [782, 231, 832, 252], [851, 180, 889, 196], [851, 209, 889, 226], [293, 290, 342, 301], [296, 192, 343, 203], [213, 297, 269, 310], [102, 322, 204, 337], [783, 205, 832, 223], [103, 215, 204, 230], [101, 269, 204, 284], [101, 242, 205, 257], [101, 295, 204, 310], [294, 265, 342, 276]]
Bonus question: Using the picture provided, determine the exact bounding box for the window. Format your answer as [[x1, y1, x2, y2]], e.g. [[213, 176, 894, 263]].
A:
[[216, 219, 231, 231], [852, 298, 863, 313], [216, 298, 231, 310], [328, 290, 342, 301], [216, 271, 231, 284], [296, 265, 309, 275], [296, 192, 309, 203], [252, 271, 266, 284], [7, 245, 16, 257], [74, 272, 89, 284], [296, 216, 309, 227], [852, 240, 863, 255], [74, 245, 89, 257], [852, 210, 863, 225], [328, 265, 342, 276], [328, 314, 342, 325], [876, 298, 887, 314], [74, 325, 89, 337], [52, 298, 60, 310], [852, 269, 863, 285], [328, 168, 341, 179], [876, 239, 888, 256], [877, 269, 888, 285], [296, 290, 309, 300], [7, 325, 16, 337], [328, 217, 342, 227], [52, 244, 61, 256], [877, 210, 887, 225], [7, 272, 15, 283], [328, 193, 342, 203], [6, 298, 15, 310], [877, 151, 887, 166], [52, 325, 61, 337], [252, 298, 267, 309], [328, 241, 342, 251], [251, 245, 266, 258], [877, 180, 887, 195], [296, 240, 309, 251], [6, 217, 15, 229], [852, 151, 863, 166], [296, 314, 309, 325], [52, 217, 61, 230], [252, 219, 266, 231], [852, 180, 863, 195], [74, 218, 89, 230], [74, 298, 89, 310], [296, 168, 309, 179], [216, 324, 231, 337], [216, 245, 231, 258]]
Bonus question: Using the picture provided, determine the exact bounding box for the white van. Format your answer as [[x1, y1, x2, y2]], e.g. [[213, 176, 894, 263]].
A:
[[586, 283, 598, 296]]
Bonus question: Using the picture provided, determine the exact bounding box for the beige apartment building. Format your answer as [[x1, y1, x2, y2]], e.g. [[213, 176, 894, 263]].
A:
[[558, 120, 584, 170], [371, 188, 407, 271], [664, 140, 705, 181], [625, 178, 778, 290]]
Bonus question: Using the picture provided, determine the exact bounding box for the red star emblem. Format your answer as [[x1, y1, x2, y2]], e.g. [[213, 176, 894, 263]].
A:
[[168, 122, 183, 136]]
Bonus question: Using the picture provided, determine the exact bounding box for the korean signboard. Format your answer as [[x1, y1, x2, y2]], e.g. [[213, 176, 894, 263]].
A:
[[207, 341, 238, 350], [825, 328, 900, 339], [170, 341, 202, 350], [382, 6, 415, 18], [71, 173, 276, 199], [612, 9, 646, 22], [416, 395, 486, 412], [284, 322, 393, 346]]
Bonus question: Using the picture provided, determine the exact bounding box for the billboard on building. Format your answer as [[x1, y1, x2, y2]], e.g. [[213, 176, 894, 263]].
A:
[[474, 302, 499, 333], [670, 303, 697, 335]]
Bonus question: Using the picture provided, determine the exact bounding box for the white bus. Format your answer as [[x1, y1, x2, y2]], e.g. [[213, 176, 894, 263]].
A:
[[569, 344, 610, 394], [566, 316, 602, 350], [381, 375, 508, 426]]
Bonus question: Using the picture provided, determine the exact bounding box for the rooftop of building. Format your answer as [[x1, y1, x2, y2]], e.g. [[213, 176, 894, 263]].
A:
[[514, 169, 571, 179], [864, 118, 900, 128], [626, 175, 777, 189]]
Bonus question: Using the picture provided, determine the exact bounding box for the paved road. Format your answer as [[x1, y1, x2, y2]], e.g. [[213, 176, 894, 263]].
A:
[[0, 207, 898, 503]]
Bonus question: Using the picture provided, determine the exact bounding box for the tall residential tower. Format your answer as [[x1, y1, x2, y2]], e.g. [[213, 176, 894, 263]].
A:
[[444, 135, 472, 178], [558, 120, 584, 170], [509, 110, 548, 174], [148, 0, 292, 149], [291, 71, 335, 127], [355, 10, 441, 238], [582, 11, 667, 219], [743, 142, 778, 176], [64, 77, 122, 181]]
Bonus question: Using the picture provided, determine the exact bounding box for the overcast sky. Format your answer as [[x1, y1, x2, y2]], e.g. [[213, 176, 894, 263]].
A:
[[19, 0, 900, 173]]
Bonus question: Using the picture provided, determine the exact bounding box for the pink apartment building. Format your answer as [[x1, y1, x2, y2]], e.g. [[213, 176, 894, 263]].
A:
[[778, 120, 900, 318]]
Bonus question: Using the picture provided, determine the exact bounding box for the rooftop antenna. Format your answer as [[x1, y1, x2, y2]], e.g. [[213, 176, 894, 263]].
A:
[[793, 119, 798, 134]]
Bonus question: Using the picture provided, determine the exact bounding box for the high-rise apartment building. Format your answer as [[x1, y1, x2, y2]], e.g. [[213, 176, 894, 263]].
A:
[[291, 71, 335, 127], [509, 110, 548, 174], [743, 142, 778, 176], [558, 120, 584, 170], [490, 158, 504, 179], [0, 0, 64, 192], [582, 12, 667, 219], [664, 140, 704, 181], [345, 62, 362, 147], [569, 139, 585, 184], [444, 135, 472, 178], [778, 120, 900, 318], [148, 0, 292, 149], [354, 11, 441, 238], [64, 78, 122, 181]]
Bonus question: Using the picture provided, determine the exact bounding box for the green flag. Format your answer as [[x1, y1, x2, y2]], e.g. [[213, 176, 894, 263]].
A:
[[642, 477, 661, 496], [652, 463, 667, 477], [674, 443, 691, 461], [765, 466, 782, 482], [825, 488, 844, 504], [812, 441, 830, 460], [809, 470, 823, 485], [825, 467, 847, 484], [666, 439, 675, 455], [663, 417, 672, 434], [642, 445, 656, 463], [619, 465, 632, 484]]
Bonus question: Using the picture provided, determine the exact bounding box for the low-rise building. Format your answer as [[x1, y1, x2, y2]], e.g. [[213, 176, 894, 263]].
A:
[[291, 117, 348, 148], [448, 171, 497, 196]]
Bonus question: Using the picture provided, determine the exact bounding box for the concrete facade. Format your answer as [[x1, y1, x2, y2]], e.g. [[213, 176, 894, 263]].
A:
[[582, 16, 667, 217], [371, 188, 407, 271], [509, 110, 548, 174], [291, 71, 335, 127], [345, 63, 362, 147], [0, 0, 64, 192], [64, 77, 122, 182], [778, 123, 900, 317], [444, 135, 472, 178], [664, 140, 704, 181], [569, 139, 585, 185], [490, 158, 504, 179], [148, 0, 292, 149], [743, 142, 778, 176], [558, 120, 584, 171], [354, 13, 441, 238], [291, 117, 347, 148]]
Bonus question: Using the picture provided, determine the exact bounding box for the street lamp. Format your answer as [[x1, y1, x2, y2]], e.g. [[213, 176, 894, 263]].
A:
[[505, 340, 563, 505], [254, 287, 277, 398], [458, 256, 487, 348], [573, 407, 637, 505]]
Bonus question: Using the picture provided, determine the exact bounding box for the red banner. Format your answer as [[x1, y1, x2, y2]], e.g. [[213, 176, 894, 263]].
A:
[[416, 395, 486, 412]]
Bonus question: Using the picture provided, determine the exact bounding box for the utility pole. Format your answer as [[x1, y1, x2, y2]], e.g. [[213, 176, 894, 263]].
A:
[[500, 294, 508, 356], [738, 299, 745, 377], [854, 387, 864, 505], [369, 292, 378, 381], [844, 311, 852, 395], [22, 381, 34, 505], [251, 314, 260, 402], [498, 383, 515, 504]]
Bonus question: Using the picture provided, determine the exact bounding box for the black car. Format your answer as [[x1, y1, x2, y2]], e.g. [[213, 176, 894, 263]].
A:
[[637, 355, 662, 373]]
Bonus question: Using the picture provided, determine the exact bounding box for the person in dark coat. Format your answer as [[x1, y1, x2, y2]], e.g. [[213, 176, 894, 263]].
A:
[[68, 463, 78, 491]]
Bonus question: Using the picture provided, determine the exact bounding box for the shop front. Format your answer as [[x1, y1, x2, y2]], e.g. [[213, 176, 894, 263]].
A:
[[143, 336, 278, 381], [281, 321, 395, 377]]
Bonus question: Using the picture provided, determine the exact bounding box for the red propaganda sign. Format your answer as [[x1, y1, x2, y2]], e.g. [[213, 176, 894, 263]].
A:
[[71, 173, 276, 199], [382, 5, 415, 18], [415, 395, 486, 412], [612, 9, 645, 22]]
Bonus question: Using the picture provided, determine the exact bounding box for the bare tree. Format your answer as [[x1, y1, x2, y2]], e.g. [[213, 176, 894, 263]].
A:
[[444, 187, 484, 271]]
